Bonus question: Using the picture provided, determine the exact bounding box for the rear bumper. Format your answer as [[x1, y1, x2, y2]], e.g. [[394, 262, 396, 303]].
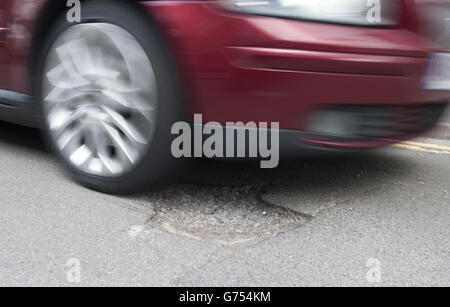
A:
[[143, 1, 450, 147]]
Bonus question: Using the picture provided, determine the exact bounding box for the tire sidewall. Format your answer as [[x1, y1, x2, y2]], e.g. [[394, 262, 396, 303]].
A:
[[35, 1, 184, 194]]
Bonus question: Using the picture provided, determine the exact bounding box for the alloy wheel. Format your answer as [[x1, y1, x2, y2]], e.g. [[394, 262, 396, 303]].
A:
[[42, 23, 158, 177]]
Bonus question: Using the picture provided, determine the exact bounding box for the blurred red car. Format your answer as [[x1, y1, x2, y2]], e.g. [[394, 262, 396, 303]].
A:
[[0, 0, 449, 193]]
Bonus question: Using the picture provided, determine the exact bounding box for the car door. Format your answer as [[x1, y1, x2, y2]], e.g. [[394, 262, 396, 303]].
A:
[[0, 0, 49, 128], [0, 0, 48, 94], [0, 2, 10, 88]]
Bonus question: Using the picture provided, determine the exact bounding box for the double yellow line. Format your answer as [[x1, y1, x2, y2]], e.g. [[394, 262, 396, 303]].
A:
[[392, 141, 450, 154]]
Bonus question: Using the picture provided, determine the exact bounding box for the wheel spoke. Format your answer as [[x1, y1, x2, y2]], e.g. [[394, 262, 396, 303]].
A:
[[44, 87, 88, 114], [48, 108, 84, 132], [98, 153, 123, 175], [58, 38, 94, 75], [102, 89, 151, 110], [102, 106, 147, 144], [101, 90, 154, 122], [57, 125, 83, 150], [46, 61, 89, 89], [101, 122, 138, 164], [69, 145, 92, 166]]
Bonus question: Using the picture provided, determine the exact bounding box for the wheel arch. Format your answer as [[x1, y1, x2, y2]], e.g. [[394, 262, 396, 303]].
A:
[[29, 0, 170, 95]]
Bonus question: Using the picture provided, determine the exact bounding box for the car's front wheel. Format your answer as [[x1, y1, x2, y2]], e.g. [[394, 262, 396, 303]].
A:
[[36, 1, 183, 194]]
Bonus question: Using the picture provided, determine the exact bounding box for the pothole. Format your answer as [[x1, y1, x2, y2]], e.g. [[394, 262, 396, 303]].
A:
[[142, 184, 307, 246]]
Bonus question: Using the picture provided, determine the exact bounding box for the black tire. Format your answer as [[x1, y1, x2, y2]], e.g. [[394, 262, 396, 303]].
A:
[[35, 0, 184, 194]]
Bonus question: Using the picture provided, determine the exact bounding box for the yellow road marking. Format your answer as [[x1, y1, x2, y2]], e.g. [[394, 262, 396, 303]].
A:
[[402, 141, 450, 151], [392, 142, 450, 154]]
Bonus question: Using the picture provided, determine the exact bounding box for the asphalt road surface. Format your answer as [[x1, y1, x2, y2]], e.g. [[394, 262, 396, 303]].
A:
[[0, 121, 448, 287]]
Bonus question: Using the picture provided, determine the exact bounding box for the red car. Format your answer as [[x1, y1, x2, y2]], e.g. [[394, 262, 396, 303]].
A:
[[0, 0, 449, 193]]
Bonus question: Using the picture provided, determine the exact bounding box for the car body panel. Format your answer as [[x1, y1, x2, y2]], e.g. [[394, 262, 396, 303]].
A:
[[0, 0, 449, 147], [0, 1, 11, 87], [142, 1, 450, 132], [0, 0, 47, 93]]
